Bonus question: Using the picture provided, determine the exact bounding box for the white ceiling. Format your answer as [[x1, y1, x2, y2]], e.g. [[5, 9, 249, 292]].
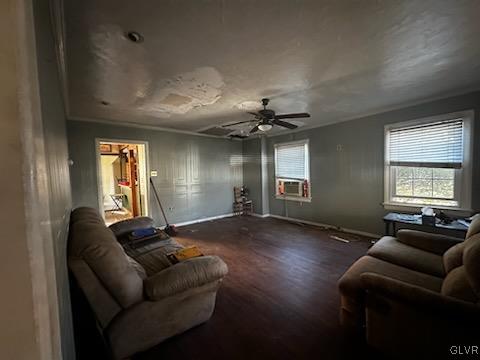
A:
[[64, 0, 480, 135]]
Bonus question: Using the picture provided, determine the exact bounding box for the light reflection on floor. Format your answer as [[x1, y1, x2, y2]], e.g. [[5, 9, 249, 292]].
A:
[[104, 209, 132, 226]]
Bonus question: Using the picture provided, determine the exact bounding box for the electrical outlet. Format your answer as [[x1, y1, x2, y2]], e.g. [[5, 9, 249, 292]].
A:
[[336, 144, 344, 151], [168, 207, 174, 212], [150, 170, 158, 177]]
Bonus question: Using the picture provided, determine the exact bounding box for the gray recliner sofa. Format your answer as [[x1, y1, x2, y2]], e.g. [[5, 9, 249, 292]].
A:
[[338, 215, 480, 358], [68, 207, 228, 359]]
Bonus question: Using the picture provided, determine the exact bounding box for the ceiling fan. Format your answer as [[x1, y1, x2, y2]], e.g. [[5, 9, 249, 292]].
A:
[[223, 98, 311, 134]]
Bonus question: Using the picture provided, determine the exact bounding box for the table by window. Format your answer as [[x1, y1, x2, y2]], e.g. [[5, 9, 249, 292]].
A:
[[383, 212, 468, 236]]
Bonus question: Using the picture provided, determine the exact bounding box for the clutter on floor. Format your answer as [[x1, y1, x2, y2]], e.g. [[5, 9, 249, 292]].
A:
[[233, 186, 253, 215]]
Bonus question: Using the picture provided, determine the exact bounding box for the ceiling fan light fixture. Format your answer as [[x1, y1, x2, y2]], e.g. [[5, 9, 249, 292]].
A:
[[258, 123, 273, 132]]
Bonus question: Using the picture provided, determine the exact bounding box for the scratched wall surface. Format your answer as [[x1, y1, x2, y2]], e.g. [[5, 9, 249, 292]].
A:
[[67, 121, 243, 225], [33, 0, 75, 358], [243, 91, 480, 236]]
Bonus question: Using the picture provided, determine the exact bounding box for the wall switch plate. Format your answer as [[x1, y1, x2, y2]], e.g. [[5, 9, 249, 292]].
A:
[[150, 170, 158, 177]]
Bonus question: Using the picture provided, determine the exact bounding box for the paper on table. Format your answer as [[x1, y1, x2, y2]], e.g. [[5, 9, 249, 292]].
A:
[[421, 206, 435, 216]]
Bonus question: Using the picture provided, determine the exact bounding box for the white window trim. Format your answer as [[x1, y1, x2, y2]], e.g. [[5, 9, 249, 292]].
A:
[[274, 139, 311, 202], [275, 194, 312, 202], [384, 110, 474, 212]]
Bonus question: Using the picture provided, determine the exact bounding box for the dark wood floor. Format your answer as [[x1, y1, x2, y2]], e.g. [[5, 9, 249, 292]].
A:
[[139, 216, 374, 359], [73, 216, 377, 359]]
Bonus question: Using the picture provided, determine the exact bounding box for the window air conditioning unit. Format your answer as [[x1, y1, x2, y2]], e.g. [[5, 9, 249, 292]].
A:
[[280, 180, 303, 197]]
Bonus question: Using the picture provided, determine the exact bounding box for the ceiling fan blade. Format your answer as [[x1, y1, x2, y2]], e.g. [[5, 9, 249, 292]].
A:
[[272, 119, 298, 129], [250, 125, 259, 134], [274, 113, 311, 119], [247, 111, 261, 117], [222, 120, 256, 128]]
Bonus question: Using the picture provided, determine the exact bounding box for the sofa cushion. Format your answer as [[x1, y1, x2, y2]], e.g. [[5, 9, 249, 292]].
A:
[[125, 238, 185, 276], [69, 258, 122, 327], [396, 229, 462, 255], [463, 233, 480, 298], [338, 255, 443, 306], [368, 237, 445, 277], [70, 207, 104, 225], [441, 266, 477, 302], [443, 242, 465, 273], [127, 255, 147, 280], [466, 214, 480, 239], [69, 219, 144, 308], [144, 256, 228, 300]]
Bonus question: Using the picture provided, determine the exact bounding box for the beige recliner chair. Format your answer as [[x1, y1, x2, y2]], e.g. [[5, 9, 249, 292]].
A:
[[68, 207, 228, 359], [338, 216, 480, 358]]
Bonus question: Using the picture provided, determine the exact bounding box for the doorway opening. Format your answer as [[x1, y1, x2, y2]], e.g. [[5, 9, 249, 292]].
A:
[[96, 140, 149, 226]]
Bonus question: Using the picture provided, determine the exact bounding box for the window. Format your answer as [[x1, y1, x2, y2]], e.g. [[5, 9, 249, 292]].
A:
[[385, 111, 473, 210], [274, 140, 310, 202]]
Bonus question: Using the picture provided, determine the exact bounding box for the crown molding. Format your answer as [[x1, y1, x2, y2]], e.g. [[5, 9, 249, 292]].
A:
[[256, 87, 480, 139], [68, 88, 480, 142], [68, 115, 244, 140]]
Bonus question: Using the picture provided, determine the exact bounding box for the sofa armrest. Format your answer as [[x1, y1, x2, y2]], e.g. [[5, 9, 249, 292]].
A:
[[360, 272, 479, 319], [360, 273, 480, 356], [144, 255, 228, 300], [396, 229, 463, 255]]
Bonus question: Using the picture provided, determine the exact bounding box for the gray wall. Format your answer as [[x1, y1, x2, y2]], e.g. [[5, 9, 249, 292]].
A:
[[33, 0, 75, 358], [245, 91, 480, 235], [0, 0, 73, 358], [68, 121, 243, 225], [0, 1, 42, 358], [243, 138, 263, 214]]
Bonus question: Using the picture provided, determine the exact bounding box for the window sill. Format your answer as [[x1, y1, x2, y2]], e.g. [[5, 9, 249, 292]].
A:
[[275, 195, 311, 203], [383, 202, 474, 215]]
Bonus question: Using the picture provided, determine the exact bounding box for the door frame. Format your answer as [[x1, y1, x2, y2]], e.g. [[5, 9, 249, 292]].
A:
[[95, 138, 150, 219]]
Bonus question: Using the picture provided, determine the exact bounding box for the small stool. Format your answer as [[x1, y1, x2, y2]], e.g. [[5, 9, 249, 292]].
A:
[[110, 194, 124, 211]]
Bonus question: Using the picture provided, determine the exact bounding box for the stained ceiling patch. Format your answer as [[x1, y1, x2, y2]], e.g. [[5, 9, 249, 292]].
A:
[[139, 66, 225, 115], [66, 1, 480, 132]]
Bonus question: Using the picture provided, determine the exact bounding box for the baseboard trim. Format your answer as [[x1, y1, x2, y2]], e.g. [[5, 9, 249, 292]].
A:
[[268, 214, 380, 239], [172, 213, 235, 228], [251, 213, 271, 218], [168, 211, 380, 238]]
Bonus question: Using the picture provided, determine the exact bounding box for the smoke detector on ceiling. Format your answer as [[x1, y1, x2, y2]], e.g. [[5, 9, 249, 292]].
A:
[[126, 31, 144, 43]]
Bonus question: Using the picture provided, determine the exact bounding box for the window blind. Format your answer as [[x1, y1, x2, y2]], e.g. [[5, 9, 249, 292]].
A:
[[275, 143, 306, 180], [388, 119, 464, 169]]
